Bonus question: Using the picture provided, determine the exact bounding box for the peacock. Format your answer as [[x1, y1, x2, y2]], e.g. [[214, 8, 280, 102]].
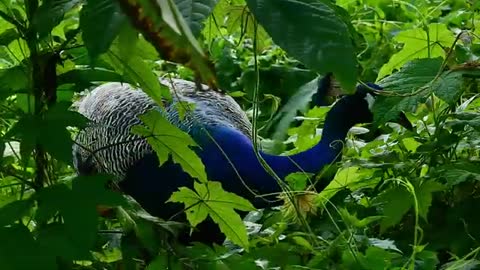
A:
[[72, 75, 382, 243]]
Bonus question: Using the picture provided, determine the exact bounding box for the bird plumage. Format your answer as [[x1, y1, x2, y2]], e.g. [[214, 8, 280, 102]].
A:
[[72, 76, 378, 243]]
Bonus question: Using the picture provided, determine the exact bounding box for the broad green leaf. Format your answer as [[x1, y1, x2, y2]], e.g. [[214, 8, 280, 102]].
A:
[[271, 76, 324, 141], [372, 95, 422, 126], [415, 181, 444, 221], [4, 103, 88, 164], [117, 0, 217, 86], [378, 23, 456, 79], [246, 0, 357, 92], [317, 167, 371, 206], [35, 176, 126, 258], [378, 57, 443, 94], [437, 161, 480, 185], [33, 0, 81, 39], [373, 58, 443, 125], [431, 70, 465, 105], [375, 186, 412, 232], [168, 181, 256, 249], [0, 225, 57, 270], [57, 67, 127, 87], [0, 199, 33, 226], [174, 0, 218, 37], [168, 187, 208, 227], [285, 172, 312, 191], [131, 110, 208, 182], [0, 28, 19, 46], [0, 65, 28, 99], [80, 0, 127, 59], [103, 43, 171, 104]]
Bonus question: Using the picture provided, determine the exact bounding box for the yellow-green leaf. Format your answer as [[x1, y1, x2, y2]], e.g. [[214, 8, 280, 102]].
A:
[[378, 23, 455, 79], [131, 110, 208, 182], [168, 181, 256, 250]]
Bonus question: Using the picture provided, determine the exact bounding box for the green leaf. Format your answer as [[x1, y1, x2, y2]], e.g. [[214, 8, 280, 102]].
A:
[[317, 166, 371, 207], [131, 110, 208, 182], [285, 172, 312, 191], [375, 186, 412, 233], [33, 0, 81, 39], [174, 0, 218, 37], [80, 0, 127, 59], [378, 57, 443, 94], [0, 28, 19, 46], [431, 70, 465, 105], [373, 58, 444, 125], [35, 175, 127, 258], [57, 67, 128, 87], [118, 0, 217, 86], [168, 181, 256, 249], [0, 225, 57, 270], [246, 0, 357, 92], [0, 65, 28, 99], [271, 76, 323, 140], [415, 181, 444, 221], [378, 23, 456, 79], [0, 199, 33, 226], [437, 161, 480, 185], [103, 43, 171, 105], [372, 95, 422, 126]]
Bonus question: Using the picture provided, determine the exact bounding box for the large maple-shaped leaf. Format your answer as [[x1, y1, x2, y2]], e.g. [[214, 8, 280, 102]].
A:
[[131, 110, 208, 182], [168, 181, 256, 250]]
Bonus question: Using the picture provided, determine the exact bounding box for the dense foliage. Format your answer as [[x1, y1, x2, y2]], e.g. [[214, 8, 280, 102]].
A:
[[0, 0, 479, 269]]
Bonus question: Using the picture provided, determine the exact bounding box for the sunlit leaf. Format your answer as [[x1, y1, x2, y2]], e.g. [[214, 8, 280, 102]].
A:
[[131, 110, 208, 182], [378, 23, 456, 79], [168, 181, 256, 249]]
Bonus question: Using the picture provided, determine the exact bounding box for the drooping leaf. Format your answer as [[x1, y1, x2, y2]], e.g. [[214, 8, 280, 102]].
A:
[[0, 199, 33, 227], [372, 95, 422, 126], [4, 103, 89, 164], [117, 0, 217, 87], [35, 175, 127, 258], [431, 70, 465, 105], [103, 42, 171, 105], [373, 58, 444, 125], [378, 23, 456, 79], [0, 225, 57, 270], [317, 167, 373, 207], [415, 181, 444, 221], [437, 161, 480, 185], [378, 57, 443, 94], [375, 186, 412, 233], [80, 0, 127, 59], [131, 110, 208, 182], [168, 181, 256, 249], [246, 0, 357, 92], [33, 0, 81, 39], [174, 0, 218, 37]]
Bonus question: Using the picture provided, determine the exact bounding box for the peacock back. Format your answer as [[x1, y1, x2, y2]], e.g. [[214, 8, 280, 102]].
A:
[[72, 78, 252, 181]]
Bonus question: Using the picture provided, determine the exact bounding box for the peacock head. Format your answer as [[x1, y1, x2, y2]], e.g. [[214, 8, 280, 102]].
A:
[[326, 82, 381, 128]]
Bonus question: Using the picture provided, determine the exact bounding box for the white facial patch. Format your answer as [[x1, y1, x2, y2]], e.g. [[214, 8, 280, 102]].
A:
[[364, 93, 375, 111]]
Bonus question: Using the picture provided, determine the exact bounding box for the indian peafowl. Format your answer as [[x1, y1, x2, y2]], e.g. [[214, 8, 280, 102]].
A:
[[72, 75, 382, 244]]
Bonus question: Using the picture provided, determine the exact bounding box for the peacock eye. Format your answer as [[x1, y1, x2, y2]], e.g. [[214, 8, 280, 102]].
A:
[[364, 93, 375, 111]]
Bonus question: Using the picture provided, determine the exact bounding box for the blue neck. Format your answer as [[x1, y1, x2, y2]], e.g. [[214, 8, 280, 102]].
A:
[[197, 108, 354, 208]]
